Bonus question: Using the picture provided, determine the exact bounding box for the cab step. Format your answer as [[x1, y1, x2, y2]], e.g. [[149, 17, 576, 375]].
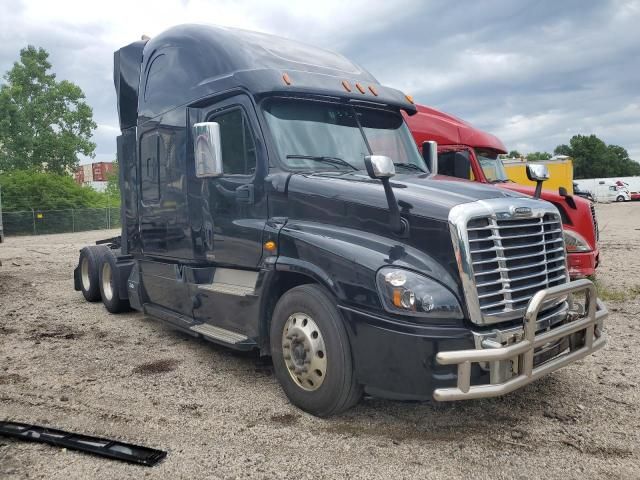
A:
[[190, 323, 256, 349]]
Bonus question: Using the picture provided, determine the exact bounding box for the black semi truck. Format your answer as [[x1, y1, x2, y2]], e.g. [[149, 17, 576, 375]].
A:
[[75, 25, 607, 416]]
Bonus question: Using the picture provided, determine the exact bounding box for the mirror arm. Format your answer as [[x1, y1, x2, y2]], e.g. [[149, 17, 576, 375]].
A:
[[381, 178, 404, 234], [534, 181, 543, 199]]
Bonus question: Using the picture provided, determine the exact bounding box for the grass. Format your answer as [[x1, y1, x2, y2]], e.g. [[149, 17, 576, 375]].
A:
[[593, 279, 640, 302]]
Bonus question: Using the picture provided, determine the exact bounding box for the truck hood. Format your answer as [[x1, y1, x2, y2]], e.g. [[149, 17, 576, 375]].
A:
[[286, 172, 525, 222], [497, 181, 565, 202]]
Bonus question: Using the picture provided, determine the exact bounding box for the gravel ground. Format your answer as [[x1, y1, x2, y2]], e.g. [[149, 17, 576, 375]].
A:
[[1, 202, 639, 479]]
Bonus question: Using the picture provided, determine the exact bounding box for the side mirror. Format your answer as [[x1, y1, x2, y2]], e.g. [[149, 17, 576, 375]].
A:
[[363, 155, 404, 235], [193, 122, 223, 178], [526, 163, 549, 182], [422, 141, 438, 175], [364, 155, 395, 179], [526, 163, 549, 199]]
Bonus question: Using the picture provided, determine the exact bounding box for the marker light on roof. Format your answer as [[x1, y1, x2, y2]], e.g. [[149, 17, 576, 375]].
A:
[[405, 94, 414, 104], [368, 85, 378, 96], [341, 80, 352, 92], [282, 73, 292, 85], [355, 83, 366, 94]]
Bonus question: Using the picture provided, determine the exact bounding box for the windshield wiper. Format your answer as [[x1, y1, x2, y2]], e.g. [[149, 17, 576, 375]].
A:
[[394, 162, 425, 173], [286, 155, 357, 171]]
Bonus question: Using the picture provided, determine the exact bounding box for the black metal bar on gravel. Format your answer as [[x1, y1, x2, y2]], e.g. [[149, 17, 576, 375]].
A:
[[0, 421, 167, 467]]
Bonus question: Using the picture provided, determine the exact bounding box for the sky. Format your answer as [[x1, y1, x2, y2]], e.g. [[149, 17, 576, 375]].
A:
[[1, 0, 639, 164]]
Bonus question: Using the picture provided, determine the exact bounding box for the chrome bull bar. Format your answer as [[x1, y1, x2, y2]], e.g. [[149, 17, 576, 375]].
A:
[[433, 279, 607, 401]]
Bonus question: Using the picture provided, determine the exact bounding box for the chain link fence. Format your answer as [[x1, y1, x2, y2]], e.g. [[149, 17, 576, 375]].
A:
[[2, 207, 121, 236]]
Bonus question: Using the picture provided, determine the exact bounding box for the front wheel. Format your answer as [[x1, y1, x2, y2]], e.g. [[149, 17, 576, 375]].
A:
[[616, 195, 625, 202], [270, 284, 362, 417]]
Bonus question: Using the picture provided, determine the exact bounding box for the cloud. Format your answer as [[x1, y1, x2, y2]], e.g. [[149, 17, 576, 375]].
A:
[[1, 0, 638, 163]]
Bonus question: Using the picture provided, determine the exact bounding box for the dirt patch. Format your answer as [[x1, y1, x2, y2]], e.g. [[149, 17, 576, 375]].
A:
[[26, 324, 84, 341], [0, 374, 26, 385], [270, 413, 300, 426], [0, 325, 17, 335], [132, 358, 181, 375]]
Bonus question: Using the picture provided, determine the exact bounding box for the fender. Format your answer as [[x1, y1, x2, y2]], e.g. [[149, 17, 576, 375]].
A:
[[274, 220, 461, 312]]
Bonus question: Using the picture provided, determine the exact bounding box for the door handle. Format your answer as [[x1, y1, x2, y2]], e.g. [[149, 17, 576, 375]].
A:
[[235, 184, 255, 204]]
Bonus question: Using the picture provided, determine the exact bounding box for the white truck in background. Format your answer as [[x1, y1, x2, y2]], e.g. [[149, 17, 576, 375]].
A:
[[574, 177, 638, 202]]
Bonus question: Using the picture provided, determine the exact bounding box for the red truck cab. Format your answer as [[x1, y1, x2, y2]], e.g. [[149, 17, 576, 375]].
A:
[[405, 105, 599, 279]]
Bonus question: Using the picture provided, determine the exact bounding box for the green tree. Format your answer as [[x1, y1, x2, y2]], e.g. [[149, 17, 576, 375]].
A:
[[0, 170, 112, 211], [554, 144, 572, 156], [507, 150, 521, 158], [0, 46, 96, 175], [554, 134, 640, 178], [526, 151, 552, 161], [105, 160, 121, 204]]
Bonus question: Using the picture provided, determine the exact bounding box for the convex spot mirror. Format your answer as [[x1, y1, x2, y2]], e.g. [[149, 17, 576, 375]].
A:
[[194, 122, 223, 178], [526, 163, 549, 182], [364, 155, 396, 179]]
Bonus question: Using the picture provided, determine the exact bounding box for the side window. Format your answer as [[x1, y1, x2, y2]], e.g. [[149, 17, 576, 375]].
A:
[[438, 150, 471, 179], [212, 109, 256, 176], [140, 132, 160, 203]]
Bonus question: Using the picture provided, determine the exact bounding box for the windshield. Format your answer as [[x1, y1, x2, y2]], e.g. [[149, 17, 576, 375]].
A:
[[475, 148, 509, 182], [262, 98, 427, 173]]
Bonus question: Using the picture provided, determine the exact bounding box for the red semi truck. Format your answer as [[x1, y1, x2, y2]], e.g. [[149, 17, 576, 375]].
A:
[[405, 105, 599, 279]]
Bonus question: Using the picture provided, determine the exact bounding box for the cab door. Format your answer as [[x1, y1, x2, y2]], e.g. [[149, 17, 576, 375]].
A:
[[190, 94, 269, 268]]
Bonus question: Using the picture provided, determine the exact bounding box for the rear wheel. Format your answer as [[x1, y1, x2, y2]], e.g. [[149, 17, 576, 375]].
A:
[[270, 284, 362, 417], [616, 195, 625, 202], [98, 250, 131, 313], [78, 246, 108, 302]]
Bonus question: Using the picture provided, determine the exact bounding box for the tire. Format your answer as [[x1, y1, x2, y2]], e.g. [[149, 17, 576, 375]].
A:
[[98, 250, 131, 313], [78, 246, 108, 302], [270, 284, 362, 417], [616, 195, 624, 202]]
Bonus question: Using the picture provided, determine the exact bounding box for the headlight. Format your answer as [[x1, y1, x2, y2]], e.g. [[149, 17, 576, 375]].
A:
[[376, 267, 463, 319], [563, 230, 591, 253]]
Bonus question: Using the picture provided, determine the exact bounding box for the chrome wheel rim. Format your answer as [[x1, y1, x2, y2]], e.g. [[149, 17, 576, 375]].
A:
[[102, 262, 113, 301], [81, 257, 91, 291], [282, 313, 327, 391]]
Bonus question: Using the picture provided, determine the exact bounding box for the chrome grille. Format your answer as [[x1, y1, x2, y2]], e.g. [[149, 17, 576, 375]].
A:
[[590, 203, 599, 241], [466, 212, 567, 320]]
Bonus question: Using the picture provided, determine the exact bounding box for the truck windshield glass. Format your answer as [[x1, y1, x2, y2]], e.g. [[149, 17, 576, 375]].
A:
[[475, 148, 509, 182], [263, 99, 426, 172]]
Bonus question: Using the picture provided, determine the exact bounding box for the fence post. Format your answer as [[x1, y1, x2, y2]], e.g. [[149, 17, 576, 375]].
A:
[[72, 209, 75, 233], [32, 208, 36, 235]]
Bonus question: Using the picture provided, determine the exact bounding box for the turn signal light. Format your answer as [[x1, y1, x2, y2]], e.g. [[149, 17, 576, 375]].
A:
[[264, 241, 277, 252]]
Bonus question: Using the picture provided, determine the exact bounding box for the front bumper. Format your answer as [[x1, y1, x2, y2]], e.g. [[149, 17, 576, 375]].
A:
[[433, 279, 607, 401]]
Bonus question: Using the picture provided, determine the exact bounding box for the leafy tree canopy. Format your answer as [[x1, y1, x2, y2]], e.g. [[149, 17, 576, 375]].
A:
[[104, 159, 120, 203], [0, 170, 116, 211], [554, 134, 640, 179], [507, 150, 521, 158], [0, 46, 96, 175], [526, 151, 552, 161]]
